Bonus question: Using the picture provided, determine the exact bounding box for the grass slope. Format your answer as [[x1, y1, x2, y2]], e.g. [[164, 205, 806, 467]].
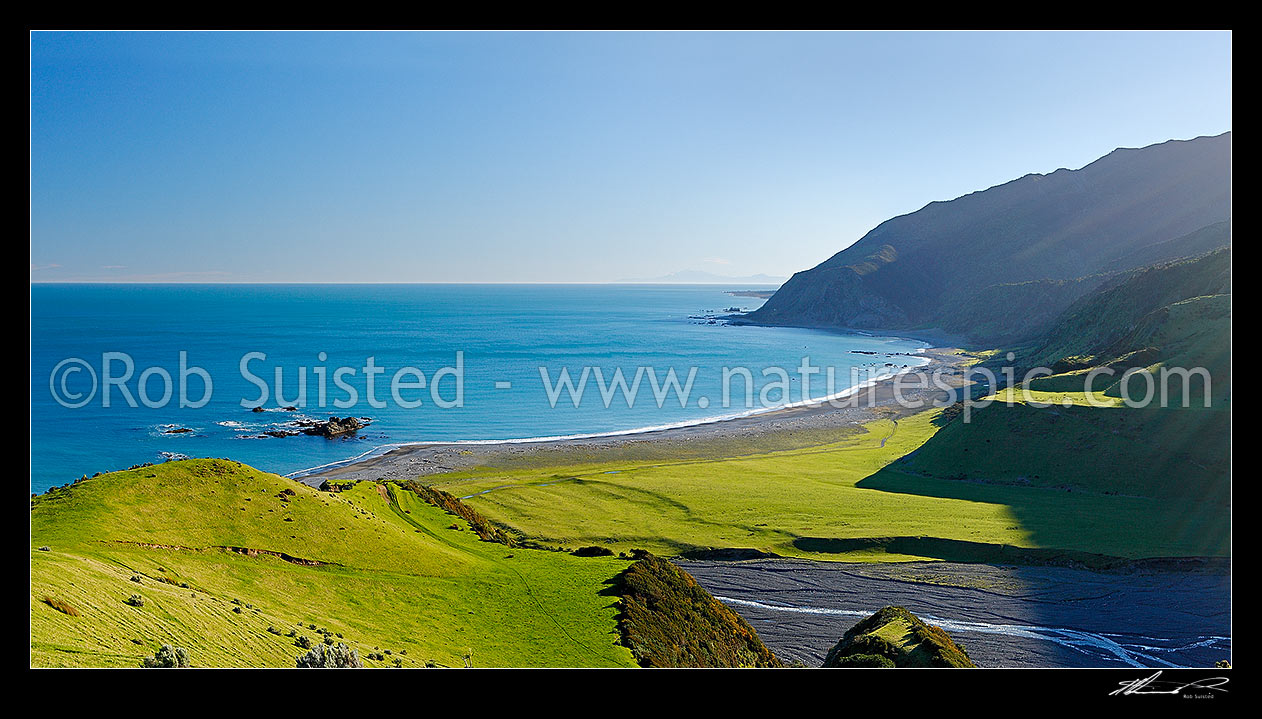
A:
[[426, 407, 1228, 563], [31, 460, 636, 668]]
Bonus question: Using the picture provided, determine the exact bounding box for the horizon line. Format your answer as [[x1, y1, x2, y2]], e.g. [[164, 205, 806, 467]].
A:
[[28, 280, 786, 286]]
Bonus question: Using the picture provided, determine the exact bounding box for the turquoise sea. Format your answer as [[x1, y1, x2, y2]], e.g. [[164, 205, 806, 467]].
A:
[[30, 284, 928, 493]]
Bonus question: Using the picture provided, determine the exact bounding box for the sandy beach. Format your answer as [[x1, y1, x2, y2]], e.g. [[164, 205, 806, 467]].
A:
[[297, 347, 971, 486]]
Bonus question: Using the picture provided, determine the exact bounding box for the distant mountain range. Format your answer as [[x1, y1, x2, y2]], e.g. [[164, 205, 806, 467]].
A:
[[745, 132, 1231, 346], [617, 270, 786, 284]]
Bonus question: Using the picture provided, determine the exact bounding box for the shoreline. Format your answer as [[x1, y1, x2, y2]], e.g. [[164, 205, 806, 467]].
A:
[[727, 318, 973, 350], [297, 347, 970, 486]]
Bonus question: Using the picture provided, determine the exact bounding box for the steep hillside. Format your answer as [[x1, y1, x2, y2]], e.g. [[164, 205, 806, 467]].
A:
[[1102, 221, 1231, 273], [1023, 248, 1231, 371], [937, 274, 1108, 345], [891, 246, 1231, 559], [746, 133, 1230, 344]]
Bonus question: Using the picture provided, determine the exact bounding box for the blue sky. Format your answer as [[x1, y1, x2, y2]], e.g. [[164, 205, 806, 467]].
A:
[[30, 31, 1231, 283]]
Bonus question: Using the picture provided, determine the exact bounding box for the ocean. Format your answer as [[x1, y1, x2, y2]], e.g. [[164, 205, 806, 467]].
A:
[[30, 284, 928, 493]]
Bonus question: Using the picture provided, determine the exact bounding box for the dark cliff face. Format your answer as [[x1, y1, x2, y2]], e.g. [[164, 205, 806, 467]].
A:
[[747, 132, 1231, 342]]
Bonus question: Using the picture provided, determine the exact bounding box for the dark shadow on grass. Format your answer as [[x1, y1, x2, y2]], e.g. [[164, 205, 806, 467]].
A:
[[854, 401, 1230, 561], [792, 536, 1228, 572]]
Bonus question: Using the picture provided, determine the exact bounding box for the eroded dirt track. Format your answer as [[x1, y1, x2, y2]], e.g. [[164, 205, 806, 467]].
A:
[[680, 559, 1231, 668]]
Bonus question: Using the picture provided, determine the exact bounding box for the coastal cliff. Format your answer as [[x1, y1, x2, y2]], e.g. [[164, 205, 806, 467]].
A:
[[745, 133, 1231, 346]]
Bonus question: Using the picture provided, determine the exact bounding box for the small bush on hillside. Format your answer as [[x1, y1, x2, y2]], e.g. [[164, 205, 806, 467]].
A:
[[141, 644, 190, 668], [295, 635, 313, 649], [125, 594, 145, 607], [571, 545, 615, 557], [296, 642, 363, 668]]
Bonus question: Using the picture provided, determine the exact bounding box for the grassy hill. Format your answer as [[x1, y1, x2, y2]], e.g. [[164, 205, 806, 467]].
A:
[[896, 247, 1232, 559], [898, 248, 1231, 556], [823, 606, 973, 668], [31, 459, 636, 668]]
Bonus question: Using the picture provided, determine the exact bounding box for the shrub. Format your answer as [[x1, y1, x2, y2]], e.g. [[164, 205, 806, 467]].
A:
[[141, 644, 190, 668], [571, 545, 615, 557], [295, 635, 313, 649], [296, 642, 362, 668], [404, 482, 517, 547], [130, 575, 143, 583], [125, 594, 145, 607], [615, 552, 781, 668]]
